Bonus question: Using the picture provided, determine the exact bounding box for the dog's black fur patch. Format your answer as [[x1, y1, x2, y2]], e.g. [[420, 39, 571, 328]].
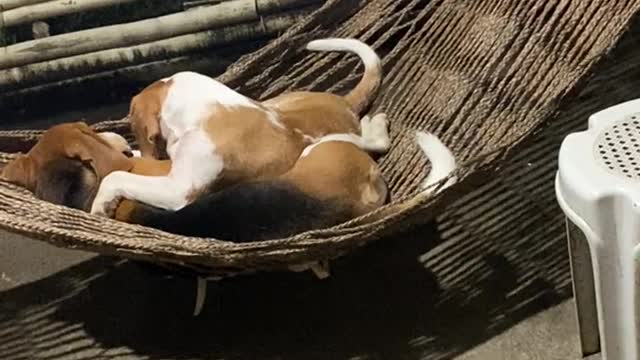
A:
[[129, 181, 352, 242], [35, 159, 353, 242]]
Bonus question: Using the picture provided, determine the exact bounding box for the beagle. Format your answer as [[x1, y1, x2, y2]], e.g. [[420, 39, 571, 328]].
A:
[[90, 38, 390, 217]]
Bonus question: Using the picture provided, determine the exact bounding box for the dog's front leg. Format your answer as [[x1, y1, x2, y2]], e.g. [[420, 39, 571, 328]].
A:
[[91, 131, 222, 216], [90, 172, 193, 217]]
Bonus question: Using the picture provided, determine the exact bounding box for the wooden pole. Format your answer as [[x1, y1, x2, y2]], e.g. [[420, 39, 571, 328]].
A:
[[0, 10, 309, 90], [0, 0, 47, 11], [0, 0, 319, 69], [2, 0, 141, 27], [0, 2, 5, 47], [0, 53, 237, 111], [184, 0, 226, 10], [0, 41, 264, 121], [256, 0, 321, 14]]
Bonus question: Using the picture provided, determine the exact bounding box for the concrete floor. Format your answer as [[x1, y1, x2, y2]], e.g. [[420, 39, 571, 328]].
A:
[[458, 301, 580, 360]]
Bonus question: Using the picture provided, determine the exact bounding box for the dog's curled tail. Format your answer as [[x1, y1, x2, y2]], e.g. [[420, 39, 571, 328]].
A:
[[306, 38, 382, 114], [416, 131, 458, 196]]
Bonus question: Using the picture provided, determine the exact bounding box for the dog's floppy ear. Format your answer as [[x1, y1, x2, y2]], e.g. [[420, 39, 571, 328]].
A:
[[64, 126, 133, 180], [128, 80, 170, 159], [0, 154, 36, 190], [129, 105, 164, 159]]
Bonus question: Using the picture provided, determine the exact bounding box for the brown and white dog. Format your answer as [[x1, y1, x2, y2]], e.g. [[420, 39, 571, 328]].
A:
[[0, 119, 457, 242], [90, 38, 391, 217]]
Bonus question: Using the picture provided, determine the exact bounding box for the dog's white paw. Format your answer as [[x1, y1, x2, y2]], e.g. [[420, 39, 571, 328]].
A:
[[90, 177, 121, 218], [98, 132, 132, 155], [369, 113, 388, 131], [360, 115, 371, 129], [90, 199, 109, 217], [90, 194, 120, 218], [362, 113, 390, 153], [369, 113, 389, 137]]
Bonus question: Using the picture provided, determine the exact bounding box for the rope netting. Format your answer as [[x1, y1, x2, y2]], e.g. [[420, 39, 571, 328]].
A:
[[0, 0, 638, 275], [221, 0, 640, 197]]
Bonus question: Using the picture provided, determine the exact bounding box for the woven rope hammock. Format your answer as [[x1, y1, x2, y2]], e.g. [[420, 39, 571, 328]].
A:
[[0, 0, 638, 277]]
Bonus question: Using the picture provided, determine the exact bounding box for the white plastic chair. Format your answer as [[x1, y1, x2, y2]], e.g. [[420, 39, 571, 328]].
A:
[[556, 99, 640, 360]]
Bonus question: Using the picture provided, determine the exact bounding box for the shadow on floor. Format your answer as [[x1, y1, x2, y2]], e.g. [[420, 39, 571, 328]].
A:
[[0, 207, 569, 360]]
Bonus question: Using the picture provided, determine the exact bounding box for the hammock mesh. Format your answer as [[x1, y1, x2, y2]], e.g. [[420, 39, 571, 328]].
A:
[[0, 0, 638, 276]]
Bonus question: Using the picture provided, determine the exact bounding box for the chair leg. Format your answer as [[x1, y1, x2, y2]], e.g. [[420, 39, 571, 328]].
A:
[[574, 217, 638, 360], [567, 219, 601, 358]]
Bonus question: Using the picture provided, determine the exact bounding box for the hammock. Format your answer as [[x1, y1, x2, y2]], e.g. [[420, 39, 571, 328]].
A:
[[0, 0, 638, 277]]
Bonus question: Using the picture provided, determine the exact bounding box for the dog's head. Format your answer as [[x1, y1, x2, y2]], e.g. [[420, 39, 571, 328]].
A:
[[0, 122, 133, 193], [128, 80, 171, 160]]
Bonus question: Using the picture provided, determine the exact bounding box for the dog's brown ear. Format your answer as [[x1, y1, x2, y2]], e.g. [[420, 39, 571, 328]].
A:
[[64, 129, 133, 180], [129, 106, 163, 158], [0, 154, 36, 190], [129, 80, 170, 159]]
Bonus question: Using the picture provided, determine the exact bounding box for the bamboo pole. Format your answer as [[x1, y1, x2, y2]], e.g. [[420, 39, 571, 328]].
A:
[[0, 52, 239, 113], [0, 0, 47, 11], [184, 0, 226, 10], [0, 10, 309, 90], [0, 41, 263, 119], [256, 0, 320, 14], [2, 0, 141, 27], [185, 0, 319, 13], [0, 0, 319, 70]]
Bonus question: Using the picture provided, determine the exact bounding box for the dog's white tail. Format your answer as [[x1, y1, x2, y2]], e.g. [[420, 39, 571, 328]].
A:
[[416, 131, 458, 195], [306, 38, 382, 115]]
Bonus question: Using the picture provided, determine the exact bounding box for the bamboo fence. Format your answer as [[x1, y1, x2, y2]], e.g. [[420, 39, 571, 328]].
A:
[[0, 0, 322, 99]]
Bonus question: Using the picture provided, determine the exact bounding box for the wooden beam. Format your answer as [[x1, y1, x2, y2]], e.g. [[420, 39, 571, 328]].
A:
[[0, 0, 320, 70]]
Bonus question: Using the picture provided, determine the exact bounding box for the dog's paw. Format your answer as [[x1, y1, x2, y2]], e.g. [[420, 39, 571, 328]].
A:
[[360, 115, 371, 129], [90, 185, 121, 218], [369, 113, 389, 133], [361, 113, 388, 136], [91, 197, 121, 218], [362, 113, 390, 153], [90, 201, 108, 217], [98, 132, 132, 156]]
